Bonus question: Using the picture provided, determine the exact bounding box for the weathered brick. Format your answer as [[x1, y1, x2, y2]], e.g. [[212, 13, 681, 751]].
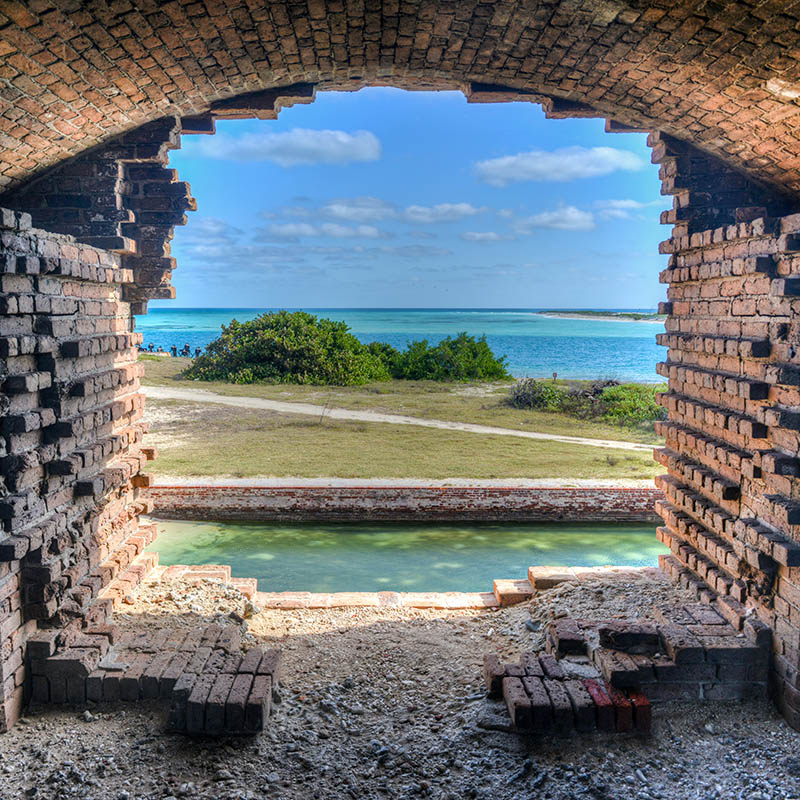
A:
[[502, 677, 531, 730]]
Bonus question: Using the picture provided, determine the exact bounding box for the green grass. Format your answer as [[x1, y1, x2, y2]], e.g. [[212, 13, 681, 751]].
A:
[[141, 357, 664, 445], [144, 399, 661, 480]]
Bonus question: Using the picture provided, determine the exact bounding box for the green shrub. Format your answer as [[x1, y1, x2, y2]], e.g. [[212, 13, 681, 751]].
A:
[[507, 378, 666, 428], [390, 333, 510, 381], [366, 341, 401, 375], [185, 314, 509, 385], [599, 383, 667, 424], [184, 310, 390, 386], [507, 378, 564, 410]]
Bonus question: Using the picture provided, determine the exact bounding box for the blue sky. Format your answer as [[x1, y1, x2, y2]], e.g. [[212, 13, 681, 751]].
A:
[[162, 88, 667, 309]]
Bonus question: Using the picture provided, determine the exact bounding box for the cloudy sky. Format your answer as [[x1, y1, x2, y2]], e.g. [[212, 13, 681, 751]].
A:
[[163, 88, 667, 309]]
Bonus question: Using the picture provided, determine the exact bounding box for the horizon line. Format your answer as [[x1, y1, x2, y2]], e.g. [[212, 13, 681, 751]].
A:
[[145, 306, 661, 312]]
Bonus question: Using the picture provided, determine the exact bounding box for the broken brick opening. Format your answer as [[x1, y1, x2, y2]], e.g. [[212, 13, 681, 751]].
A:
[[4, 4, 800, 735]]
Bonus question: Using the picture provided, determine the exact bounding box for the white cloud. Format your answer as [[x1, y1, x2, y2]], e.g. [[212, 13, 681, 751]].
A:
[[369, 245, 452, 259], [403, 202, 485, 223], [460, 231, 512, 242], [322, 196, 397, 222], [474, 146, 644, 187], [497, 209, 514, 218], [595, 198, 661, 220], [263, 223, 318, 239], [515, 205, 596, 232], [260, 222, 389, 241], [183, 217, 242, 244], [300, 244, 452, 264], [177, 241, 308, 273], [320, 223, 387, 239], [598, 199, 652, 210], [193, 128, 381, 166]]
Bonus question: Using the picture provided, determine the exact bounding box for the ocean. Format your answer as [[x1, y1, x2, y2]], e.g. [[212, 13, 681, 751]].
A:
[[135, 308, 665, 382]]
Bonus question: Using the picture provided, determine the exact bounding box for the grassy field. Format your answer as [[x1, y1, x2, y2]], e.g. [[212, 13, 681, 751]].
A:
[[143, 399, 661, 480], [140, 356, 664, 446]]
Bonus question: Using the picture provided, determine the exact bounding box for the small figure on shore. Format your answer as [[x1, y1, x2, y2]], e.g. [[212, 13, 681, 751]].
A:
[[147, 343, 154, 352], [195, 347, 202, 358], [170, 345, 177, 357]]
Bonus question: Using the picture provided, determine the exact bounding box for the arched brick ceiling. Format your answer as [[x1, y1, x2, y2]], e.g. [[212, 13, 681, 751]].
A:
[[2, 1, 800, 195]]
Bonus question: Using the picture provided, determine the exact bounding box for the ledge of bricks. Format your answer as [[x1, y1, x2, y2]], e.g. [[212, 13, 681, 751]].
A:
[[27, 622, 280, 736], [125, 562, 663, 612], [142, 563, 258, 600]]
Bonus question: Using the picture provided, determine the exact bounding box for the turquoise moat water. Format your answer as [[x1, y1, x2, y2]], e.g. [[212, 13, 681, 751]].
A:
[[146, 519, 666, 593], [137, 307, 665, 382]]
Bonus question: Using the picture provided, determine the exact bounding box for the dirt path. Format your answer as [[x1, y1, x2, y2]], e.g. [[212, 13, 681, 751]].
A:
[[143, 385, 652, 453]]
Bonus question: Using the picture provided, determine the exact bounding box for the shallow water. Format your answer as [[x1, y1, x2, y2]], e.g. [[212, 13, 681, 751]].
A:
[[136, 307, 664, 381], [146, 519, 666, 593]]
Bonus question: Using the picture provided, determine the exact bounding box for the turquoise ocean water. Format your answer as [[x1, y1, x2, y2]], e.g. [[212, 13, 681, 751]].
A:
[[136, 308, 664, 382]]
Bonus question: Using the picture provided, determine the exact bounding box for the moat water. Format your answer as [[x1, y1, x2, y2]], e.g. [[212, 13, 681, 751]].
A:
[[146, 519, 666, 592]]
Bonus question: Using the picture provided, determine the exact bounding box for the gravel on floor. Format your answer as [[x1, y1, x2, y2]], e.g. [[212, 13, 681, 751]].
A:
[[2, 573, 799, 800]]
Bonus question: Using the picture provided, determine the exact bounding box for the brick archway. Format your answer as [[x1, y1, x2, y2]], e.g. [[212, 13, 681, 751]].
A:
[[2, 2, 800, 197], [4, 2, 800, 734]]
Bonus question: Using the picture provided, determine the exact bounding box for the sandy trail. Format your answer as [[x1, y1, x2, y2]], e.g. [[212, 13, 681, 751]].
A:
[[143, 385, 653, 452]]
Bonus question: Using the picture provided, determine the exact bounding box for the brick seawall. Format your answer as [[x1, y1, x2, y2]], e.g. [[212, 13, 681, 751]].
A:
[[148, 485, 664, 522]]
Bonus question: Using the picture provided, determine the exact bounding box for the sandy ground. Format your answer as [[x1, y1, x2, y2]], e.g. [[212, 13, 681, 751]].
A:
[[536, 313, 665, 325], [142, 385, 652, 453], [3, 575, 799, 800]]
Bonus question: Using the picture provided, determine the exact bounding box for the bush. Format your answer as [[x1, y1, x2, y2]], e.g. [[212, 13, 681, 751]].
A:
[[599, 383, 667, 424], [390, 332, 510, 382], [185, 314, 510, 385], [507, 377, 665, 428], [184, 311, 390, 386], [507, 378, 564, 410]]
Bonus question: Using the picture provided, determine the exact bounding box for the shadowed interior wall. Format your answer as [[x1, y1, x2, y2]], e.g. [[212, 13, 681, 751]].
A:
[[0, 208, 156, 729]]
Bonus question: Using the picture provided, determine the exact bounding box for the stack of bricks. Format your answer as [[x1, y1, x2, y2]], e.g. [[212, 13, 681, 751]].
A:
[[27, 622, 280, 735], [483, 651, 652, 735], [485, 598, 770, 734]]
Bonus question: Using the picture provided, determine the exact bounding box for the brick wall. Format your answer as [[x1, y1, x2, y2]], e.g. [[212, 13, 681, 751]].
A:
[[149, 485, 664, 522], [0, 208, 156, 730], [651, 133, 800, 728]]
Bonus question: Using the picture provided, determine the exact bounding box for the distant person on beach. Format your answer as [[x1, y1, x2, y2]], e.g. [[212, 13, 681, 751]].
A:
[[195, 347, 201, 358], [170, 346, 177, 357], [147, 343, 154, 352]]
